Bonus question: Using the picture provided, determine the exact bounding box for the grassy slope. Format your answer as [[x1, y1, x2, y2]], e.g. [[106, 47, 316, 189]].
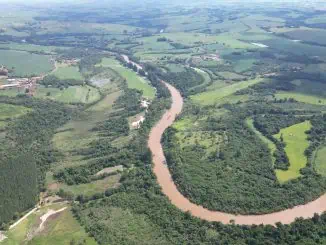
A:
[[0, 50, 53, 77], [52, 66, 84, 80], [35, 85, 100, 104], [0, 103, 31, 120], [275, 92, 326, 105], [99, 58, 155, 99], [191, 77, 263, 105], [274, 121, 311, 183], [48, 174, 121, 197], [314, 146, 326, 177]]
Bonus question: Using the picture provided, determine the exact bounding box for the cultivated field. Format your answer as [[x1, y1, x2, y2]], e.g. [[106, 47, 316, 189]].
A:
[[0, 50, 53, 77]]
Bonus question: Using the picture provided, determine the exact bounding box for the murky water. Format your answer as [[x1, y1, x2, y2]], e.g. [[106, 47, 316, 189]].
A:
[[148, 81, 326, 225]]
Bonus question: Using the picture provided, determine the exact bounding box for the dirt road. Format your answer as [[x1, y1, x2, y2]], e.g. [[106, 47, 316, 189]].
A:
[[148, 81, 326, 225]]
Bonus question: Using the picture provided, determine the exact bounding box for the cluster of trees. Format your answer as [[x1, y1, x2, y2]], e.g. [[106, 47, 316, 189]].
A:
[[114, 88, 143, 116], [40, 75, 84, 88], [0, 96, 72, 225], [161, 67, 204, 96], [305, 114, 326, 166], [91, 117, 129, 138], [170, 42, 191, 49]]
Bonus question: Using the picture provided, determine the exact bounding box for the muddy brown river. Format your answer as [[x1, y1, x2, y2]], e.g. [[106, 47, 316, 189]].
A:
[[148, 81, 326, 225]]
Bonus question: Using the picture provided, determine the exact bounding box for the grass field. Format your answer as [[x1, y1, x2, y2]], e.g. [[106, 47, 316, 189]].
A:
[[52, 65, 84, 80], [0, 50, 53, 77], [35, 85, 100, 104], [0, 88, 25, 97], [233, 59, 256, 73], [48, 174, 121, 197], [0, 42, 64, 54], [314, 146, 326, 176], [2, 204, 97, 245], [274, 121, 311, 183], [275, 92, 326, 105], [98, 58, 155, 99], [0, 103, 31, 120], [191, 77, 263, 105], [218, 72, 246, 80]]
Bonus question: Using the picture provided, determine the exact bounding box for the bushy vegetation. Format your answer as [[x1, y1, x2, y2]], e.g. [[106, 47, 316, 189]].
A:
[[40, 74, 84, 88]]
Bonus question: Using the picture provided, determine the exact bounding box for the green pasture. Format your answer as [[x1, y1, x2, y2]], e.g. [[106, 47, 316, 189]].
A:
[[0, 50, 53, 77], [2, 204, 97, 245], [274, 121, 311, 183], [0, 103, 31, 120], [233, 59, 256, 73], [0, 88, 25, 97], [133, 36, 174, 52], [275, 92, 326, 105], [98, 58, 155, 99], [35, 85, 100, 104], [314, 146, 326, 176], [191, 77, 263, 105], [36, 21, 139, 35], [51, 174, 121, 197], [218, 72, 246, 80], [52, 66, 84, 80], [0, 42, 64, 54], [216, 94, 250, 105]]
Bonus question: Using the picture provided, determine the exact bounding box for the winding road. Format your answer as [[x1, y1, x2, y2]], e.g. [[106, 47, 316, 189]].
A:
[[148, 81, 326, 225]]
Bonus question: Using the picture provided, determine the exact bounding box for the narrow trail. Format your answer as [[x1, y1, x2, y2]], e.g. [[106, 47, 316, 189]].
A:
[[148, 81, 326, 225]]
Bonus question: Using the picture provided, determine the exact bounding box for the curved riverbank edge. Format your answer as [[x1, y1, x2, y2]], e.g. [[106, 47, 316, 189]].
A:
[[148, 81, 326, 226]]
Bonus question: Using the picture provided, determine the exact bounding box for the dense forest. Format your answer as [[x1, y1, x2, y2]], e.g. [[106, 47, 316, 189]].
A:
[[0, 96, 72, 226]]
